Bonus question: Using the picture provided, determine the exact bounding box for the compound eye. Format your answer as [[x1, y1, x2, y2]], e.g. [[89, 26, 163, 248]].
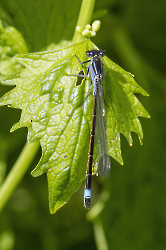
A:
[[86, 50, 93, 57], [99, 51, 104, 57], [86, 51, 90, 57]]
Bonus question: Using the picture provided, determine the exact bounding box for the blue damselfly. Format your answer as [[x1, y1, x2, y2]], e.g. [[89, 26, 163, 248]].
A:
[[69, 49, 111, 208]]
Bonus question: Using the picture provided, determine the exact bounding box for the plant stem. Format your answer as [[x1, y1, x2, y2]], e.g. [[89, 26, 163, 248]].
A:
[[93, 217, 108, 250], [0, 141, 39, 212], [72, 0, 95, 44]]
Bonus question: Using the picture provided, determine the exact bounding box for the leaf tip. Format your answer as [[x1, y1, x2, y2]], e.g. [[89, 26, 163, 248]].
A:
[[50, 201, 66, 214], [139, 137, 143, 145], [31, 167, 44, 177]]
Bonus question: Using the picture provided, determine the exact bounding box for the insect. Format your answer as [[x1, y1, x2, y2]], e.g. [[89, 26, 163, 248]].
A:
[[69, 50, 111, 208]]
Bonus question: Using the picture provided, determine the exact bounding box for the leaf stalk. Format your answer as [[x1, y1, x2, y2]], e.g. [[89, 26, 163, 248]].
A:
[[0, 142, 39, 212], [72, 0, 96, 43]]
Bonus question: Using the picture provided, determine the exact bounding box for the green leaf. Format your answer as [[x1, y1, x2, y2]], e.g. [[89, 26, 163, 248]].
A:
[[0, 39, 149, 213], [0, 0, 82, 51], [0, 21, 28, 81], [103, 56, 150, 164]]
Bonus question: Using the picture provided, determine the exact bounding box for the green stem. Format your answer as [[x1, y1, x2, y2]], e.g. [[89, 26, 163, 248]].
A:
[[93, 217, 108, 250], [0, 141, 39, 212], [86, 191, 109, 249], [72, 0, 95, 44]]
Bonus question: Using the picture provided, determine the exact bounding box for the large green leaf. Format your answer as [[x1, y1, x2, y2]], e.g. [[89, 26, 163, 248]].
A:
[[0, 39, 149, 213], [0, 20, 28, 81], [0, 0, 82, 52], [103, 56, 149, 163]]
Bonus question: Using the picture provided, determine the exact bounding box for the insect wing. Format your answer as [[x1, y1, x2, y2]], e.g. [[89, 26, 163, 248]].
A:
[[96, 81, 111, 177]]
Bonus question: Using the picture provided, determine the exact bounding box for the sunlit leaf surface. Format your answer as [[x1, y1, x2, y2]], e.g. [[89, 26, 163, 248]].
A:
[[0, 39, 149, 213]]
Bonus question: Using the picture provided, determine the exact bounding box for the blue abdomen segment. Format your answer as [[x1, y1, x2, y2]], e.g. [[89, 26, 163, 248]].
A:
[[84, 188, 91, 209]]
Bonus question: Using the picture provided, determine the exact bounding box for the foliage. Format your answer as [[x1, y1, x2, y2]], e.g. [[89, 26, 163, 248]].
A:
[[0, 0, 166, 249], [0, 35, 149, 212]]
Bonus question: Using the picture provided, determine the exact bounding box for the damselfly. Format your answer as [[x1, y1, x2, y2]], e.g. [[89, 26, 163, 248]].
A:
[[70, 50, 111, 208]]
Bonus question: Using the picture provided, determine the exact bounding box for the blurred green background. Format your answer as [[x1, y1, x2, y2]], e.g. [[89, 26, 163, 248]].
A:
[[0, 0, 166, 250]]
